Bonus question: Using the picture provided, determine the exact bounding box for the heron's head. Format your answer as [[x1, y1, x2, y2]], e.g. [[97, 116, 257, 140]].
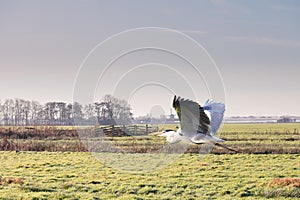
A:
[[154, 129, 176, 137], [153, 129, 181, 143]]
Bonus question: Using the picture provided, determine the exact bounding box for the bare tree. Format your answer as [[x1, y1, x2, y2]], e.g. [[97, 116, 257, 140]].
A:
[[0, 100, 3, 125], [95, 95, 132, 125], [2, 99, 15, 125], [0, 96, 133, 126], [30, 101, 42, 125], [23, 100, 31, 125], [83, 103, 96, 125]]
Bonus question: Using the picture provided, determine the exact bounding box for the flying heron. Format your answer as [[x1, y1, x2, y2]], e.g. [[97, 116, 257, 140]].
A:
[[155, 95, 239, 153]]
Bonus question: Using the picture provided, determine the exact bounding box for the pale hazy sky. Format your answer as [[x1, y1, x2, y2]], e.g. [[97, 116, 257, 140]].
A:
[[1, 0, 300, 116]]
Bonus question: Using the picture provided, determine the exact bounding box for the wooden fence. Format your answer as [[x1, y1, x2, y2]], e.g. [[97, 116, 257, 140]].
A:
[[94, 124, 159, 136]]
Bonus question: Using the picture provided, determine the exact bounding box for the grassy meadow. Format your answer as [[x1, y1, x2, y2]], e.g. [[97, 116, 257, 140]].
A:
[[0, 152, 299, 199], [0, 123, 299, 199]]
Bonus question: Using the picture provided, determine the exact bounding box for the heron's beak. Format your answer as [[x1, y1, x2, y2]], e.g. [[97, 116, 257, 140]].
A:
[[152, 132, 165, 136]]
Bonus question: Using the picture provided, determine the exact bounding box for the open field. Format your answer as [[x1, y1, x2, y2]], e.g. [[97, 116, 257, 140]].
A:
[[1, 123, 300, 154], [0, 123, 299, 199], [0, 152, 299, 199]]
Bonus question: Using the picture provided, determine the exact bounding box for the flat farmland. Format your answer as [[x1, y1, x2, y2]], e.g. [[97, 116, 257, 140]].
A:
[[0, 123, 299, 199], [0, 152, 299, 199], [1, 123, 299, 154]]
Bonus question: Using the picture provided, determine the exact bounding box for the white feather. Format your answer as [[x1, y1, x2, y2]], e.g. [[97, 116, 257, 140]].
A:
[[203, 99, 225, 134]]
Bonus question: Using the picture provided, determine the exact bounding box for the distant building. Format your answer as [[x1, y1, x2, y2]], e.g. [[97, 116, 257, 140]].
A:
[[165, 113, 179, 124], [277, 117, 296, 123]]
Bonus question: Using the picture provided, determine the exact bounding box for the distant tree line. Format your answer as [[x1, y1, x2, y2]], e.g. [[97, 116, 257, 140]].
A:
[[0, 95, 133, 126]]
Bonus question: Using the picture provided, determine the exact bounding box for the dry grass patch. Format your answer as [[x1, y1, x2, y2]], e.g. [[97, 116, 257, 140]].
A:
[[267, 178, 300, 188], [0, 176, 24, 185]]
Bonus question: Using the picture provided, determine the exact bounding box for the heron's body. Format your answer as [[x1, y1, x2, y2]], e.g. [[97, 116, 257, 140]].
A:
[[156, 96, 238, 152], [161, 128, 224, 144]]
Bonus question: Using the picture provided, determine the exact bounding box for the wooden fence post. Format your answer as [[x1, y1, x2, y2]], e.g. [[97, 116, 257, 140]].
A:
[[112, 125, 114, 135], [146, 124, 149, 134], [122, 125, 126, 133], [134, 125, 137, 135]]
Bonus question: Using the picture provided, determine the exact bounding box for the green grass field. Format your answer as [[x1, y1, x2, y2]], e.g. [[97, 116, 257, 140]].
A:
[[0, 123, 300, 199], [0, 152, 299, 199]]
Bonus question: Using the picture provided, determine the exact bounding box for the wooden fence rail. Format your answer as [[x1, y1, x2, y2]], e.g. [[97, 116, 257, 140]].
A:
[[95, 124, 159, 136]]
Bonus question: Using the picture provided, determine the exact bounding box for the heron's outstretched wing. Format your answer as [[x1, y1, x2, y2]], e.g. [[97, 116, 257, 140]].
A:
[[173, 96, 210, 138], [203, 99, 225, 134]]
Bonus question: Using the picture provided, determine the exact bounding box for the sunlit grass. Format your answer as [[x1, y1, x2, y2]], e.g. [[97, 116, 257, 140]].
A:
[[0, 152, 299, 199], [0, 123, 300, 198]]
